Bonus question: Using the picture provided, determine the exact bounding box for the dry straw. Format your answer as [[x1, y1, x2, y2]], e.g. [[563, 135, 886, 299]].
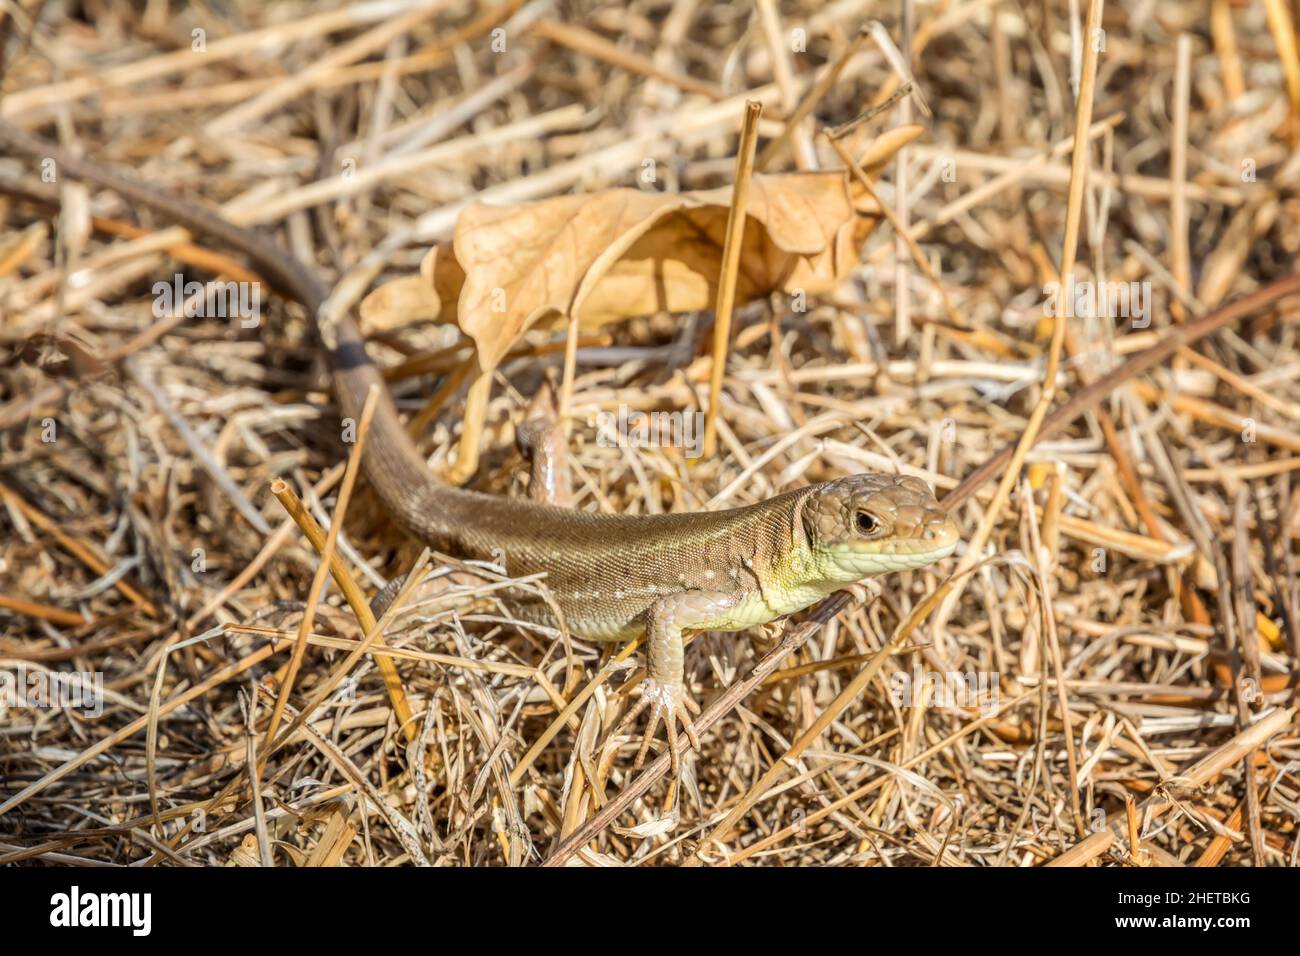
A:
[[2, 0, 1299, 868]]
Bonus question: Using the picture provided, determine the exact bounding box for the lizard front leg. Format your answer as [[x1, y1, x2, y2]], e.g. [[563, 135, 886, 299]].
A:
[[611, 590, 741, 779]]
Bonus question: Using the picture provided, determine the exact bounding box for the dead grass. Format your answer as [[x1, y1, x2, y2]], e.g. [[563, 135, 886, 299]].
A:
[[2, 0, 1300, 867]]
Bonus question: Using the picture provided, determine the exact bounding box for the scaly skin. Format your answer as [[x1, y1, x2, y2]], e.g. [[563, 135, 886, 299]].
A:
[[0, 120, 961, 777]]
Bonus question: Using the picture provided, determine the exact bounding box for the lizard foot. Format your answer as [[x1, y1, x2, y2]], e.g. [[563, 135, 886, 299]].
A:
[[611, 677, 701, 778]]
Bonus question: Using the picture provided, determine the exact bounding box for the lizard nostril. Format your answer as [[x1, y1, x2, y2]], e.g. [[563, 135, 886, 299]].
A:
[[925, 529, 936, 540]]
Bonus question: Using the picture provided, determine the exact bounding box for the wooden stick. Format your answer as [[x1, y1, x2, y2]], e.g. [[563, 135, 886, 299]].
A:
[[1169, 35, 1192, 322], [1212, 0, 1246, 102], [267, 552, 434, 756], [931, 0, 1105, 634], [892, 3, 916, 349], [0, 594, 85, 627], [532, 18, 724, 101], [263, 385, 380, 753], [1263, 0, 1300, 139], [703, 100, 763, 459], [270, 477, 417, 744]]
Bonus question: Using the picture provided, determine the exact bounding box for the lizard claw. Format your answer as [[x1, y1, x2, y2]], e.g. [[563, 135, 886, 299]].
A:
[[611, 677, 701, 779]]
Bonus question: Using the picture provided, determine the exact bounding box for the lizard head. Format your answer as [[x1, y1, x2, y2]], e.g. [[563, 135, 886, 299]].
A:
[[801, 474, 960, 580]]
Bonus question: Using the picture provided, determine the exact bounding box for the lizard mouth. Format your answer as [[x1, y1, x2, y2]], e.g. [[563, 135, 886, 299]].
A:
[[828, 516, 961, 575], [831, 540, 959, 575]]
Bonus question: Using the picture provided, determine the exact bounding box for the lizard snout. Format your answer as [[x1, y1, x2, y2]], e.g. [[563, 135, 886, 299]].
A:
[[894, 504, 961, 556]]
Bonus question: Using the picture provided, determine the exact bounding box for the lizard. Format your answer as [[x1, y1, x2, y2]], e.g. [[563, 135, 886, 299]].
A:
[[0, 119, 961, 777]]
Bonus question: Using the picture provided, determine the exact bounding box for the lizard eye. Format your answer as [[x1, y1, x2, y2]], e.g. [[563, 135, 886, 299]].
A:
[[855, 511, 880, 535]]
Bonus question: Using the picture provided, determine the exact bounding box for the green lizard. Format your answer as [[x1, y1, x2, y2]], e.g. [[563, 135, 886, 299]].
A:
[[0, 120, 960, 776]]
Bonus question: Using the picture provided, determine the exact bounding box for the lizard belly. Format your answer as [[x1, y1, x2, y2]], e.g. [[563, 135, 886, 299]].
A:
[[556, 578, 833, 640], [509, 588, 657, 643], [533, 587, 763, 642]]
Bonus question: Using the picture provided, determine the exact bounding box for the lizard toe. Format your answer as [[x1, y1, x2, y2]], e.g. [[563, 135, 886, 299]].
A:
[[621, 677, 702, 775]]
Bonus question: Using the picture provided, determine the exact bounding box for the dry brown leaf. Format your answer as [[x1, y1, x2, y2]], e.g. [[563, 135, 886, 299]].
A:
[[456, 170, 881, 370], [362, 126, 922, 372], [358, 246, 465, 333], [358, 275, 439, 333]]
